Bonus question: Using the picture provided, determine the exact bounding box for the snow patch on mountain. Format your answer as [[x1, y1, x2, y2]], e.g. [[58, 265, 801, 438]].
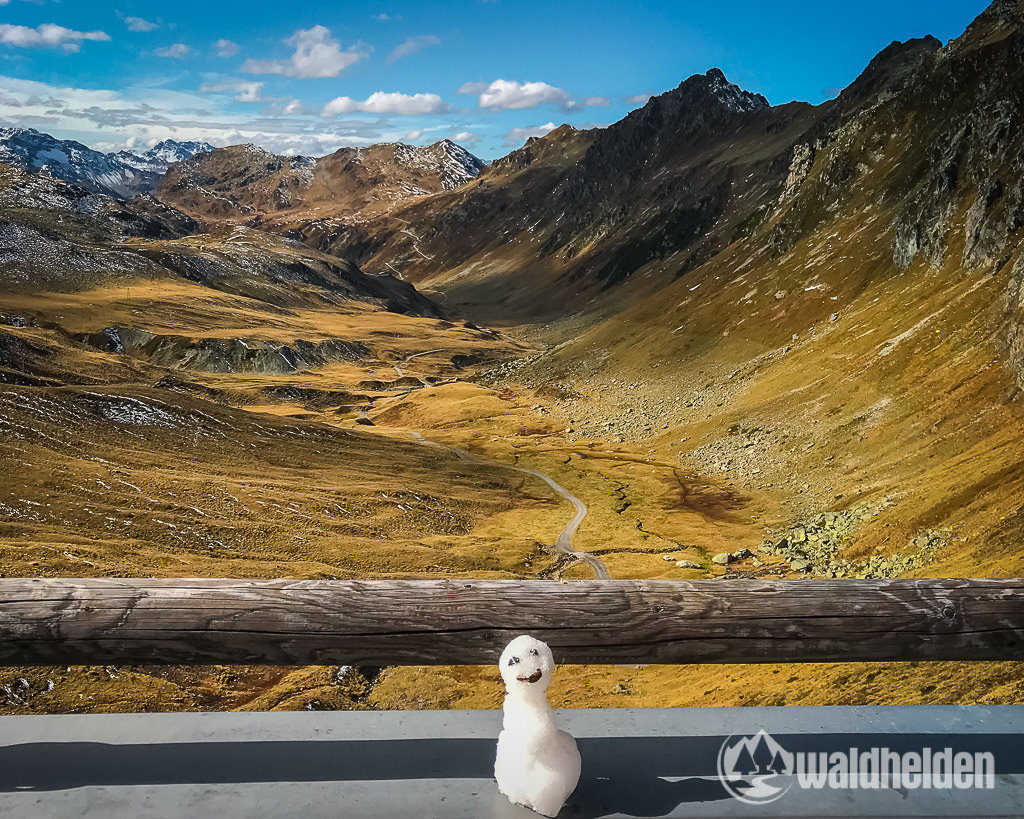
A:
[[0, 126, 213, 199], [146, 140, 216, 165], [384, 139, 485, 190], [291, 155, 317, 187], [433, 139, 488, 190]]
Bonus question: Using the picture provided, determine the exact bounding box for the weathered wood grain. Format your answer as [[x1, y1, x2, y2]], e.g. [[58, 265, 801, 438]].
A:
[[0, 578, 1021, 666]]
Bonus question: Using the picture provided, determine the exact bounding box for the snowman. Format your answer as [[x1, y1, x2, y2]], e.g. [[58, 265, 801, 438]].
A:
[[494, 635, 581, 817]]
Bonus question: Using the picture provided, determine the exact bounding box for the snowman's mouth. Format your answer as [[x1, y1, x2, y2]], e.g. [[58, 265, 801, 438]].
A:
[[517, 670, 543, 684]]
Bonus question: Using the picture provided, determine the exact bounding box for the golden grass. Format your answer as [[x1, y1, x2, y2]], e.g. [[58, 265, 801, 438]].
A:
[[4, 199, 1024, 714]]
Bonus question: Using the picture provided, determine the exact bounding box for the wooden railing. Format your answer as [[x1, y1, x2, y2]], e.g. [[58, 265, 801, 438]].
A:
[[0, 578, 1021, 666]]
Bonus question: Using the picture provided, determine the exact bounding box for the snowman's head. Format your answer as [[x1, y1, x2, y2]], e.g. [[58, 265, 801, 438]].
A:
[[499, 634, 555, 692]]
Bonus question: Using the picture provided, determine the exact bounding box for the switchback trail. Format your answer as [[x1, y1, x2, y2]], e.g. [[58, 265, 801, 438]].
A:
[[408, 431, 609, 580]]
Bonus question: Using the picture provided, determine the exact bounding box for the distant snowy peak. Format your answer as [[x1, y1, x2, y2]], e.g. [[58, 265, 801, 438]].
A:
[[388, 139, 486, 190], [433, 139, 487, 190], [0, 126, 139, 198], [111, 150, 164, 174], [0, 126, 98, 175], [0, 124, 481, 203], [0, 126, 213, 199], [145, 139, 215, 165], [114, 140, 214, 175]]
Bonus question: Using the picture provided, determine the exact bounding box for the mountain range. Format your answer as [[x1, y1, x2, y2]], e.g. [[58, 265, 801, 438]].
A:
[[155, 139, 486, 230], [2, 0, 1024, 713], [0, 126, 214, 199]]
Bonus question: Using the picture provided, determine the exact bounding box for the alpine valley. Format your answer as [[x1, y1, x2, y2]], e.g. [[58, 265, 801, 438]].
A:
[[2, 0, 1024, 713]]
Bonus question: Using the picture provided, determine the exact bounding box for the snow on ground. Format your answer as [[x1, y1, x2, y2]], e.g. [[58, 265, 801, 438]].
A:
[[97, 397, 177, 427]]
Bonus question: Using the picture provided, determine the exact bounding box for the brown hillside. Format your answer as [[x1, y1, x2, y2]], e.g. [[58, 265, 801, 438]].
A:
[[156, 140, 486, 232]]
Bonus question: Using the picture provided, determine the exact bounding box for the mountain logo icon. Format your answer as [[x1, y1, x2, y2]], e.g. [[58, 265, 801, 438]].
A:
[[717, 729, 794, 804]]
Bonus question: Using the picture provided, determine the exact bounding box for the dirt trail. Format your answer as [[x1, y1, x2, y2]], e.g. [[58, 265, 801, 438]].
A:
[[408, 431, 609, 579], [393, 349, 444, 377]]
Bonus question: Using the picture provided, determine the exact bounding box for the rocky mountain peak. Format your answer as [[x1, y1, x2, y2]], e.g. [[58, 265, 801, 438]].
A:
[[145, 139, 215, 165], [980, 0, 1024, 22], [488, 124, 590, 175], [942, 0, 1022, 57], [531, 124, 578, 146], [0, 126, 213, 199], [836, 35, 942, 107], [698, 67, 770, 112], [422, 139, 487, 189]]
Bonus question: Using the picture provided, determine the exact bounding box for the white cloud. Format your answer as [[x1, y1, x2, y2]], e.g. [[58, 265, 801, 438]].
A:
[[0, 74, 418, 157], [374, 13, 390, 21], [124, 16, 158, 33], [259, 97, 313, 116], [451, 130, 480, 145], [503, 121, 557, 146], [155, 43, 191, 58], [387, 34, 440, 63], [0, 23, 110, 52], [322, 91, 450, 117], [280, 98, 311, 115], [459, 79, 600, 112], [404, 128, 424, 141], [199, 78, 264, 103], [456, 81, 488, 96], [243, 26, 367, 79], [215, 38, 239, 58], [625, 92, 655, 106]]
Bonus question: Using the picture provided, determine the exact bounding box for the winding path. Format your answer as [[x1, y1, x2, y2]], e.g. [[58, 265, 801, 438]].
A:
[[379, 345, 606, 577], [393, 349, 444, 378], [400, 228, 434, 261], [408, 431, 609, 579]]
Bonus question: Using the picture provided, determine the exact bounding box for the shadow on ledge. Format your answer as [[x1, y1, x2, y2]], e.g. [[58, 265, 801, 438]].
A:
[[0, 733, 1019, 818]]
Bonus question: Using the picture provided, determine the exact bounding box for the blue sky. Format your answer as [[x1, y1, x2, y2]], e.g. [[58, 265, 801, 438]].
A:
[[0, 0, 991, 159]]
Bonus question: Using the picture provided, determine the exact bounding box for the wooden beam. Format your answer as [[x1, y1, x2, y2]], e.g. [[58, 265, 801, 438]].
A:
[[0, 578, 1021, 666]]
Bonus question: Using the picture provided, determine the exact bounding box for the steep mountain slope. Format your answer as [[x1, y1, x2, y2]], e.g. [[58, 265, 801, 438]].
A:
[[495, 0, 1024, 575], [318, 35, 1012, 321], [156, 139, 485, 230], [0, 127, 212, 198], [308, 69, 807, 314]]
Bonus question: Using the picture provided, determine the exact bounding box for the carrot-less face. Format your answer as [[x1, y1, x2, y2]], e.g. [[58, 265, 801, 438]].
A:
[[499, 634, 555, 691]]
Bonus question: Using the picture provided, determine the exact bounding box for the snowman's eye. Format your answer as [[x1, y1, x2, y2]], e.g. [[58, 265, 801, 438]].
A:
[[508, 656, 520, 666], [530, 648, 539, 656]]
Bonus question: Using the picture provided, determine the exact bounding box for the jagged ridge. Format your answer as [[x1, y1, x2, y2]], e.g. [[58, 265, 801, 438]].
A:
[[0, 127, 212, 199]]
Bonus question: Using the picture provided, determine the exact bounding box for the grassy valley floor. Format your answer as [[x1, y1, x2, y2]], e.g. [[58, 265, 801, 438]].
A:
[[2, 268, 1023, 713]]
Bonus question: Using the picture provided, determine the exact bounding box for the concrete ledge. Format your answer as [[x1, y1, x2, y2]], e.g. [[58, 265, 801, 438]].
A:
[[1, 706, 1022, 817]]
